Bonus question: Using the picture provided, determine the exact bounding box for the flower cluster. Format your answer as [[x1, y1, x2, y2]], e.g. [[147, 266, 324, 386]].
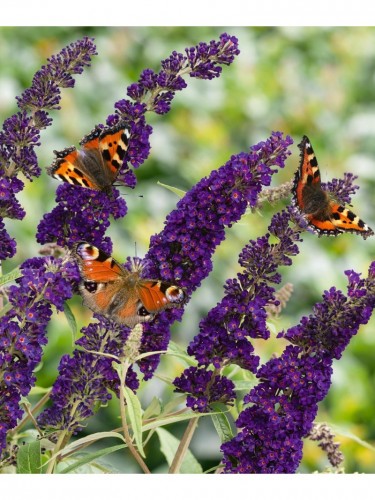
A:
[[220, 261, 375, 473], [307, 423, 344, 469], [138, 132, 293, 380], [173, 366, 236, 412], [37, 317, 139, 436], [0, 37, 97, 260], [173, 208, 301, 412], [36, 185, 126, 254], [123, 33, 240, 115], [0, 256, 78, 455]]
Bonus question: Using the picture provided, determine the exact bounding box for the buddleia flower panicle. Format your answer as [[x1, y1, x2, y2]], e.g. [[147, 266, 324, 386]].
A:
[[37, 317, 139, 437], [0, 37, 97, 260], [38, 33, 240, 251], [173, 208, 301, 412], [323, 172, 360, 205], [221, 261, 375, 473], [0, 255, 78, 456], [139, 132, 293, 380]]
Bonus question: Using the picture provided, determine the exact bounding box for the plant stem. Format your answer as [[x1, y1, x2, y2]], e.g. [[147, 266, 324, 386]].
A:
[[46, 429, 68, 474], [169, 416, 199, 474], [118, 360, 150, 474]]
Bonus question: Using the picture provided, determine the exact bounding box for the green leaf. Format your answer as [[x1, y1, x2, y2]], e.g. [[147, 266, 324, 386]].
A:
[[57, 431, 125, 458], [143, 397, 162, 420], [233, 379, 257, 392], [124, 386, 145, 457], [17, 441, 45, 474], [0, 266, 21, 286], [166, 341, 197, 366], [58, 444, 126, 474], [157, 181, 186, 198], [156, 427, 202, 473], [210, 404, 234, 443], [63, 301, 78, 341]]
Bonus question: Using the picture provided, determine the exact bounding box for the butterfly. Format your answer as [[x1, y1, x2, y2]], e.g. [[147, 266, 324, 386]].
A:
[[73, 242, 187, 328], [47, 122, 130, 194], [292, 135, 374, 238]]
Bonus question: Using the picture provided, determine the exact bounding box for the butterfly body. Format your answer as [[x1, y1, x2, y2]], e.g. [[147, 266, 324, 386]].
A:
[[48, 122, 130, 193], [73, 242, 186, 327], [292, 136, 373, 238]]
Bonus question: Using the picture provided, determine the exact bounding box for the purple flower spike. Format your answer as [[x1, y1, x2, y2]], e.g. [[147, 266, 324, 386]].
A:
[[137, 132, 293, 379], [0, 256, 77, 453], [172, 208, 301, 414], [221, 261, 375, 473], [16, 37, 97, 111], [37, 317, 139, 436], [0, 37, 97, 262], [186, 33, 240, 80]]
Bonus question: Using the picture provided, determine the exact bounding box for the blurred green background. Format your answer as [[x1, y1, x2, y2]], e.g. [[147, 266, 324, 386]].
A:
[[1, 26, 375, 473]]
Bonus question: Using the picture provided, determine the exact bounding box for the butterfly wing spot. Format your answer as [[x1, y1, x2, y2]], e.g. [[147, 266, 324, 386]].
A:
[[165, 285, 186, 303], [83, 281, 100, 293]]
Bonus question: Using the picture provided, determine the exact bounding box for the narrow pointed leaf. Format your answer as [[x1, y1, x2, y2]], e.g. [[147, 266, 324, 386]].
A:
[[0, 266, 21, 286], [210, 404, 234, 443], [59, 444, 126, 474], [157, 181, 186, 198], [124, 386, 145, 457], [156, 427, 202, 473]]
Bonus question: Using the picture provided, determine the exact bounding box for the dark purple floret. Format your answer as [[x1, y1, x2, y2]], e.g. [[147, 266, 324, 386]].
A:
[[186, 34, 240, 80], [221, 261, 375, 473]]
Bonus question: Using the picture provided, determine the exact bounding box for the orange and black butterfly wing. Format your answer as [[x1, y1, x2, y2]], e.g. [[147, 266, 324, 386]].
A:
[[48, 123, 130, 191], [97, 122, 130, 180], [137, 281, 186, 313], [74, 242, 126, 282], [293, 136, 373, 238], [293, 135, 322, 211], [74, 242, 129, 317], [48, 126, 105, 190], [320, 201, 374, 237], [47, 145, 100, 190]]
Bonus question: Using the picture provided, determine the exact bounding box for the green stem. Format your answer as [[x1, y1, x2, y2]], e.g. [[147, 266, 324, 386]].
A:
[[169, 417, 199, 474], [118, 360, 150, 474], [46, 429, 68, 474]]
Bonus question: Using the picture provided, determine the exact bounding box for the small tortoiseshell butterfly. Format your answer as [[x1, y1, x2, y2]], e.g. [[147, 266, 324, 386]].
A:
[[47, 122, 130, 194], [73, 242, 187, 328], [292, 135, 373, 238]]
